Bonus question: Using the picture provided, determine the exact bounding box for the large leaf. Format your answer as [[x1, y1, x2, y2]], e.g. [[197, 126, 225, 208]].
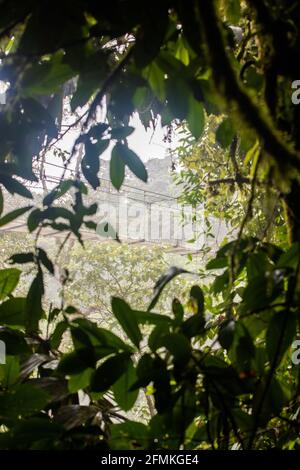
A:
[[25, 268, 45, 332], [160, 333, 191, 361], [110, 146, 125, 190], [68, 368, 93, 393], [111, 297, 142, 348], [113, 142, 148, 183], [90, 352, 132, 392], [266, 311, 297, 365], [112, 359, 139, 411], [0, 297, 26, 326], [72, 318, 133, 353], [0, 383, 49, 420], [218, 320, 236, 350]]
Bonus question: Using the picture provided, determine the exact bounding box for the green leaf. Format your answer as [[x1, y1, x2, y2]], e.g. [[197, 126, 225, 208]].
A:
[[1, 417, 63, 447], [276, 243, 300, 269], [0, 298, 26, 326], [187, 97, 205, 139], [175, 37, 190, 66], [0, 356, 20, 387], [0, 206, 33, 227], [58, 350, 95, 375], [166, 77, 189, 120], [90, 352, 131, 392], [0, 383, 49, 420], [0, 268, 20, 300], [246, 252, 272, 281], [109, 421, 149, 450], [110, 146, 125, 190], [113, 142, 148, 183], [112, 359, 139, 411], [226, 0, 241, 24], [68, 368, 93, 393], [216, 118, 235, 149], [111, 297, 142, 348], [143, 62, 166, 101], [266, 311, 297, 365], [148, 266, 189, 311], [206, 256, 228, 269], [22, 61, 75, 95], [211, 269, 230, 294]]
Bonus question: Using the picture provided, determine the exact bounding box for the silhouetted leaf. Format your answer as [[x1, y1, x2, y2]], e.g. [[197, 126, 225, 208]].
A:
[[111, 297, 142, 348], [90, 352, 131, 392], [25, 268, 45, 332], [113, 359, 139, 411], [148, 266, 190, 311], [113, 142, 148, 183], [266, 311, 297, 365], [110, 145, 125, 190], [9, 252, 35, 264], [38, 248, 54, 274], [111, 126, 134, 140], [0, 175, 33, 199], [0, 206, 33, 227]]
